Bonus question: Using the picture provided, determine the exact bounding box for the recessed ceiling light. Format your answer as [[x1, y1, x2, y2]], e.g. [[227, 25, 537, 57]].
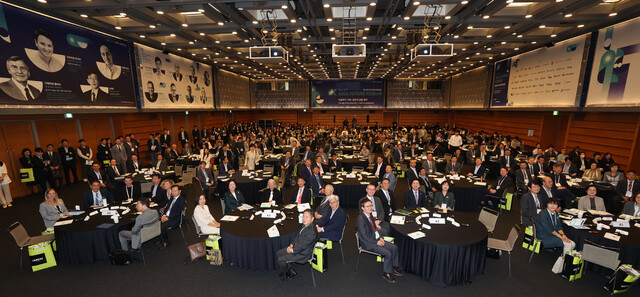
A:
[[461, 1, 468, 4], [467, 25, 473, 29], [413, 1, 421, 5], [290, 19, 296, 23], [564, 13, 573, 18], [38, 0, 47, 3], [218, 22, 224, 25], [577, 24, 584, 28], [252, 20, 258, 24], [281, 5, 288, 9], [445, 15, 451, 20], [525, 14, 533, 18], [139, 35, 145, 38], [404, 16, 410, 20], [551, 34, 557, 37], [170, 33, 176, 37], [370, 2, 377, 6], [157, 10, 164, 15], [115, 26, 121, 30], [487, 35, 492, 38], [161, 42, 166, 45], [182, 23, 188, 27], [366, 17, 372, 21], [327, 18, 333, 22], [149, 25, 156, 28], [609, 12, 618, 17], [483, 15, 490, 19], [323, 4, 330, 8], [80, 14, 88, 18]]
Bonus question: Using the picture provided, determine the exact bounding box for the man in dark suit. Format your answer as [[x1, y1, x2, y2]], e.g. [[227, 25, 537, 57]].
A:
[[178, 127, 189, 147], [417, 168, 437, 195], [392, 144, 404, 164], [549, 164, 570, 189], [465, 144, 479, 165], [147, 174, 166, 207], [486, 167, 513, 207], [279, 151, 294, 181], [499, 149, 516, 172], [515, 160, 532, 193], [276, 209, 317, 280], [328, 154, 341, 173], [290, 178, 312, 204], [404, 179, 427, 208], [421, 153, 438, 174], [533, 156, 549, 177], [110, 139, 128, 174], [196, 161, 215, 198], [316, 196, 346, 242], [357, 198, 402, 283], [144, 81, 158, 102], [152, 154, 168, 171], [375, 178, 396, 220], [191, 126, 201, 148], [43, 144, 63, 187], [97, 138, 111, 168], [218, 156, 235, 176], [0, 56, 41, 101], [83, 181, 114, 209], [87, 163, 109, 189], [616, 171, 639, 212], [123, 136, 138, 160], [58, 139, 78, 185], [106, 159, 123, 186], [370, 156, 388, 178], [301, 145, 313, 161], [467, 157, 486, 178], [561, 159, 578, 177], [115, 176, 142, 202], [405, 159, 420, 182], [445, 156, 462, 175], [539, 176, 575, 208], [159, 185, 186, 249], [126, 155, 142, 172], [300, 159, 313, 183], [173, 64, 183, 81], [160, 129, 171, 150], [309, 166, 325, 198], [520, 180, 545, 227], [83, 69, 109, 103], [147, 134, 160, 163]]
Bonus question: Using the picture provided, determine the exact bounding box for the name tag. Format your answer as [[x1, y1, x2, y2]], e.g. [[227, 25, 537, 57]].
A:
[[374, 231, 380, 239], [626, 191, 633, 197], [536, 209, 541, 214], [372, 211, 377, 219], [496, 186, 501, 190], [555, 183, 561, 187]]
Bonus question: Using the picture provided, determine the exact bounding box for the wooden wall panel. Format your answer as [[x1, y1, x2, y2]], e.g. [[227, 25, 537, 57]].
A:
[[0, 121, 37, 198], [202, 112, 226, 128], [251, 111, 298, 124], [312, 111, 383, 128], [451, 111, 544, 145], [563, 113, 639, 170], [398, 111, 449, 126]]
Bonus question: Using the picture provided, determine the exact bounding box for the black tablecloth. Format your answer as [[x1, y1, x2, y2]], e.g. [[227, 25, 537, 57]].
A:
[[429, 176, 489, 211], [324, 174, 374, 207], [391, 209, 487, 287], [339, 157, 369, 172], [258, 157, 281, 170], [54, 203, 136, 265], [563, 217, 640, 268], [217, 172, 271, 205], [220, 207, 301, 271], [176, 157, 202, 168]]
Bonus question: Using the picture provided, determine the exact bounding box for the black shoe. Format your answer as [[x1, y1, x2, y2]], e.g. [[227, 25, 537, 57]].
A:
[[393, 268, 403, 276], [382, 273, 396, 283]]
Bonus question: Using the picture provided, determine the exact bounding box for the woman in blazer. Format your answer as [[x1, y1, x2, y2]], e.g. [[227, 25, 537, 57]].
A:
[[433, 180, 455, 210], [193, 194, 220, 235], [582, 162, 602, 181], [39, 188, 70, 228], [223, 180, 245, 214], [577, 185, 606, 212]]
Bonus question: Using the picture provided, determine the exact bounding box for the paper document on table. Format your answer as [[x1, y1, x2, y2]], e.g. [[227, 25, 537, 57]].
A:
[[267, 225, 280, 238], [297, 203, 311, 212], [603, 232, 620, 242], [221, 215, 239, 222], [260, 202, 272, 208], [54, 220, 73, 226], [390, 215, 405, 225], [407, 231, 425, 239], [240, 204, 254, 210], [67, 211, 84, 216], [588, 210, 613, 216], [284, 204, 297, 209], [473, 182, 487, 186]]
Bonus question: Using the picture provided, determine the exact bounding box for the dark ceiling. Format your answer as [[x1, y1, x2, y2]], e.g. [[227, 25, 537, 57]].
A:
[[12, 0, 640, 81]]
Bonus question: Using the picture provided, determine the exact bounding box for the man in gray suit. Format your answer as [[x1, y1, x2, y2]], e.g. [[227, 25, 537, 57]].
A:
[[360, 184, 388, 236], [111, 138, 128, 174], [445, 156, 462, 175], [276, 209, 317, 280], [119, 198, 159, 251], [196, 161, 215, 198], [0, 56, 41, 102]]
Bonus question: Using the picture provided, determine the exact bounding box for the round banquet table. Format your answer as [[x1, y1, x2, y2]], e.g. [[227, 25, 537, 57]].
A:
[[562, 215, 640, 268], [338, 156, 369, 172], [568, 181, 617, 212], [258, 156, 281, 170], [391, 209, 488, 287], [323, 172, 375, 207], [54, 203, 137, 265], [176, 156, 202, 168], [335, 145, 355, 155], [429, 175, 489, 211], [220, 207, 302, 271], [216, 171, 272, 205], [272, 145, 292, 154]]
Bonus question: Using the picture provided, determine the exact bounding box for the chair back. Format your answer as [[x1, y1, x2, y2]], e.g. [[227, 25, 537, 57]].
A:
[[352, 166, 364, 172], [139, 220, 161, 248], [582, 240, 620, 270], [479, 207, 499, 233], [338, 214, 349, 242], [175, 165, 183, 176], [7, 222, 29, 247], [192, 215, 203, 236], [399, 163, 408, 172], [354, 232, 363, 251], [505, 225, 521, 251], [220, 198, 226, 214], [264, 164, 275, 175], [140, 182, 153, 194]]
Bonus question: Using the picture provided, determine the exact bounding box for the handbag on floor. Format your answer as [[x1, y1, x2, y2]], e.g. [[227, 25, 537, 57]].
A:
[[209, 249, 223, 266], [185, 242, 206, 264], [109, 250, 131, 265]]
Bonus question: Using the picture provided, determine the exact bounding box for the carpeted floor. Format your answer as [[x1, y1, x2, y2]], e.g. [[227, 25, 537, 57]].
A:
[[0, 172, 633, 297]]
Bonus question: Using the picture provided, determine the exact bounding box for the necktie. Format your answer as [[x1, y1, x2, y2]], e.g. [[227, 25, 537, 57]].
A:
[[533, 194, 540, 208], [629, 181, 633, 192], [297, 188, 303, 204], [368, 215, 376, 233], [315, 175, 321, 186], [92, 92, 96, 101], [414, 191, 419, 204], [113, 166, 119, 175], [94, 192, 100, 205], [127, 187, 132, 199], [25, 87, 33, 100], [551, 212, 556, 226], [506, 157, 510, 167]]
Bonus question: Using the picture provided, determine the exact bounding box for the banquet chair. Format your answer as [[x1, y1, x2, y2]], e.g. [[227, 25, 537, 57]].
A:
[[581, 239, 620, 271], [355, 232, 382, 271], [177, 169, 195, 187], [7, 221, 55, 272], [526, 222, 561, 262], [487, 224, 521, 276], [175, 165, 183, 177], [286, 241, 319, 287], [167, 209, 188, 245], [140, 182, 153, 195], [191, 215, 219, 238], [319, 214, 348, 265], [136, 220, 162, 266], [263, 164, 275, 175], [352, 166, 364, 173], [478, 207, 499, 233]]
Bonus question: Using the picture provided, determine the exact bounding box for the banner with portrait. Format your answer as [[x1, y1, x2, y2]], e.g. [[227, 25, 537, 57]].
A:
[[135, 44, 213, 110], [586, 17, 640, 107], [0, 2, 136, 109]]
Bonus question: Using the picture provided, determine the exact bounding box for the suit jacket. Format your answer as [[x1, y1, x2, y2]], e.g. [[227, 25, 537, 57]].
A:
[[106, 164, 123, 182], [404, 189, 427, 208], [499, 156, 516, 170], [196, 167, 215, 188], [433, 191, 455, 209], [144, 92, 158, 102], [129, 208, 159, 248], [328, 159, 342, 173], [515, 168, 532, 190], [616, 179, 640, 198], [97, 145, 111, 163], [577, 196, 606, 212], [126, 160, 142, 172], [533, 162, 549, 177], [370, 162, 388, 177], [163, 195, 186, 227], [181, 147, 193, 156], [621, 201, 640, 216], [382, 172, 397, 191], [405, 167, 420, 182], [416, 175, 435, 192], [309, 174, 325, 197], [288, 223, 318, 260], [445, 161, 462, 174], [549, 173, 569, 188], [357, 214, 382, 251], [421, 159, 438, 174], [110, 145, 127, 162], [279, 156, 294, 170], [152, 159, 167, 171], [300, 165, 313, 182], [260, 188, 283, 205], [160, 134, 171, 147], [492, 175, 514, 198], [58, 146, 76, 164], [0, 80, 41, 101], [561, 163, 578, 176], [468, 165, 486, 178], [538, 186, 559, 202], [84, 89, 109, 103], [223, 190, 245, 214], [360, 196, 386, 221], [151, 187, 169, 209], [87, 170, 109, 187], [123, 142, 138, 159], [520, 192, 546, 227], [375, 189, 395, 216], [116, 184, 142, 202], [290, 186, 312, 204], [39, 201, 69, 228], [318, 207, 346, 241], [535, 209, 564, 248], [82, 189, 114, 209], [218, 162, 234, 176], [466, 150, 480, 164], [43, 151, 62, 168]]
